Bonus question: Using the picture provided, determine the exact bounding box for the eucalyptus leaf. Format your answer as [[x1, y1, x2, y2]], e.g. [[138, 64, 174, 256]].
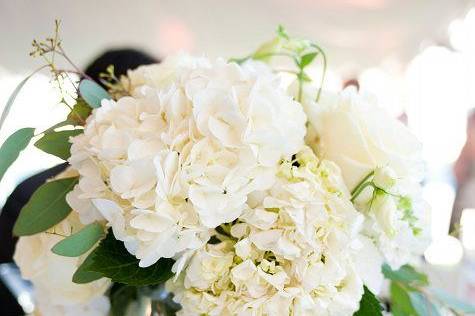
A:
[[34, 129, 83, 160], [429, 288, 475, 313], [79, 79, 111, 108], [409, 291, 441, 316], [353, 285, 383, 316], [382, 263, 429, 286], [0, 74, 36, 132], [85, 230, 175, 286], [0, 66, 48, 132], [0, 127, 35, 183], [72, 251, 103, 284], [389, 282, 418, 316], [67, 98, 92, 125], [13, 177, 78, 236], [52, 222, 105, 257]]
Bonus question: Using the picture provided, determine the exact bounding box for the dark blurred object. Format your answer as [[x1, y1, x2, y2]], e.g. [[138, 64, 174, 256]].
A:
[[84, 48, 158, 88], [343, 78, 360, 90], [0, 48, 158, 316], [451, 109, 475, 234]]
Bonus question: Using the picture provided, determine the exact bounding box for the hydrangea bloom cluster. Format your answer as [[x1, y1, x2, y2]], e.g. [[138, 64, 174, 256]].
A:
[[13, 53, 430, 316], [167, 148, 383, 315], [67, 55, 307, 269]]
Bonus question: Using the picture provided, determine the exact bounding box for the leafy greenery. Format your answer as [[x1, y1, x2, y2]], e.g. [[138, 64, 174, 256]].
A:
[[13, 177, 78, 236], [72, 251, 103, 284], [0, 128, 35, 182], [79, 230, 175, 286], [390, 281, 419, 316], [67, 98, 92, 125], [34, 129, 83, 160], [0, 67, 47, 132], [382, 263, 428, 286], [230, 26, 327, 103], [409, 291, 441, 316], [383, 263, 475, 315], [353, 285, 383, 316], [79, 79, 111, 108], [52, 222, 105, 257], [429, 288, 475, 314]]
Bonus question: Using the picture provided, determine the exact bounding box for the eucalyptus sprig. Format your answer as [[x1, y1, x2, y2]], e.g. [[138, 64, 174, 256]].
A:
[[0, 21, 109, 199], [383, 264, 475, 316], [230, 25, 327, 103]]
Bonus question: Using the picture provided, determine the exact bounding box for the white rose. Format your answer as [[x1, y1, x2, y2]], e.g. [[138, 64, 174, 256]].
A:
[[305, 87, 423, 190], [13, 213, 110, 315]]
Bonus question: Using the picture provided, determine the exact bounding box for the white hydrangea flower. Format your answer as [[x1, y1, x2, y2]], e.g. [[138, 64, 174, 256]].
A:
[[13, 212, 111, 316], [302, 87, 430, 269], [167, 148, 383, 316], [68, 54, 306, 267]]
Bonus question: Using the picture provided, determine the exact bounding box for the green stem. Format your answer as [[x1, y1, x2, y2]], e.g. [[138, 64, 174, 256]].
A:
[[311, 43, 327, 102], [350, 170, 375, 196], [351, 181, 374, 203]]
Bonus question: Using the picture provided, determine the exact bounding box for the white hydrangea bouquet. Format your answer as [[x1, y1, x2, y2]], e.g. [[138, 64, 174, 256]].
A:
[[1, 22, 474, 316]]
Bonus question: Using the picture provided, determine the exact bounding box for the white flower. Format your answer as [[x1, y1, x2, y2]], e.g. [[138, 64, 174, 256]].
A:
[[68, 54, 306, 267], [13, 213, 111, 316], [184, 242, 234, 290], [302, 87, 429, 269], [305, 87, 424, 190], [167, 148, 380, 316]]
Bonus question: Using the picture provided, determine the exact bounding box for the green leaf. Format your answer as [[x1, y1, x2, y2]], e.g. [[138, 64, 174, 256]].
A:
[[79, 79, 111, 108], [429, 288, 475, 313], [52, 222, 105, 257], [276, 25, 289, 40], [382, 263, 429, 286], [300, 52, 318, 68], [409, 291, 441, 316], [13, 177, 78, 236], [34, 129, 83, 160], [390, 282, 418, 316], [110, 284, 138, 316], [0, 128, 35, 183], [67, 98, 92, 125], [86, 231, 175, 286], [72, 251, 103, 284], [1, 75, 34, 131], [0, 66, 47, 132], [353, 285, 383, 316]]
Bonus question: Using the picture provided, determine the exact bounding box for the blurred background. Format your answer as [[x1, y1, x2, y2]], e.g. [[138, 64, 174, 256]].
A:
[[1, 0, 475, 312]]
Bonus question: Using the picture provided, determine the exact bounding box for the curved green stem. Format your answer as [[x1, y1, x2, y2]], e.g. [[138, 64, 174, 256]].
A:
[[351, 181, 374, 203], [351, 170, 375, 196], [311, 43, 327, 102]]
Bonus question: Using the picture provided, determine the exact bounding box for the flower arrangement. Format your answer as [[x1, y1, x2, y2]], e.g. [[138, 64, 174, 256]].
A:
[[1, 22, 474, 316]]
